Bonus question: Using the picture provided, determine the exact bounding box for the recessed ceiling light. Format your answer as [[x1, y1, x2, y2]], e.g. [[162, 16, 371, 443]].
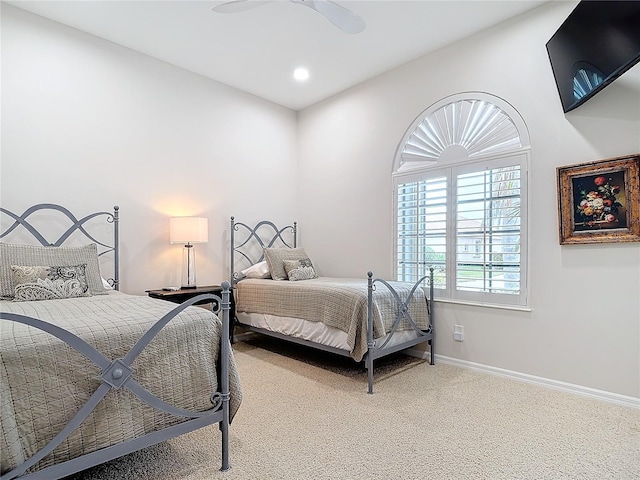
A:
[[293, 67, 309, 82]]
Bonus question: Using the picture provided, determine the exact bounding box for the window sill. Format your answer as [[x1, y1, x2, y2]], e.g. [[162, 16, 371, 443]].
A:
[[433, 298, 532, 312]]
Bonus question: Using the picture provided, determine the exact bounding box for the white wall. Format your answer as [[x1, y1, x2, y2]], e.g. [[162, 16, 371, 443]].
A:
[[2, 3, 638, 400], [1, 4, 299, 294], [297, 2, 640, 398]]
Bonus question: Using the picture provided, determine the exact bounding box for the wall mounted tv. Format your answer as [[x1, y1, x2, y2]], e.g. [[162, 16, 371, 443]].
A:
[[546, 1, 640, 113]]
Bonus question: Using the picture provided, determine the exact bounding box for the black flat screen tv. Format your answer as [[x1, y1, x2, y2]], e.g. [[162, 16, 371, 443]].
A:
[[546, 1, 640, 113]]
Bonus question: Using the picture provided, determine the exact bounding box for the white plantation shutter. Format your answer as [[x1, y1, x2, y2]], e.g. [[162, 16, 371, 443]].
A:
[[394, 93, 530, 307], [454, 160, 525, 305], [397, 175, 447, 288], [398, 98, 521, 169]]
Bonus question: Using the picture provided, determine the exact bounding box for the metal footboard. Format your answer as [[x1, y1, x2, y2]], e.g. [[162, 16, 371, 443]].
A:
[[0, 286, 232, 479], [366, 268, 435, 394]]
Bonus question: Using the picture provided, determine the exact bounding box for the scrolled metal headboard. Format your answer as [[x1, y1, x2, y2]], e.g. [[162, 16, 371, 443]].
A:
[[230, 216, 296, 286], [0, 203, 120, 290]]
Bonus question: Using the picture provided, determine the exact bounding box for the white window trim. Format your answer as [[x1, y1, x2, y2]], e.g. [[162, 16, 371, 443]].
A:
[[392, 92, 531, 309], [393, 92, 531, 173]]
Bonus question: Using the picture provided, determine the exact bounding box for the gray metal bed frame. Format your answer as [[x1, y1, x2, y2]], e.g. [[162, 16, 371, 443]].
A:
[[0, 204, 233, 479], [230, 216, 434, 394]]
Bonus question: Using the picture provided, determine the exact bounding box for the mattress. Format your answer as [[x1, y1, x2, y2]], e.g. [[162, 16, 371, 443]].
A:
[[237, 311, 420, 352], [0, 291, 241, 475]]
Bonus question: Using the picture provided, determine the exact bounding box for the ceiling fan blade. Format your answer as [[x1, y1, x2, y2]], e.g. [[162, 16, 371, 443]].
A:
[[295, 0, 365, 34], [212, 0, 272, 14]]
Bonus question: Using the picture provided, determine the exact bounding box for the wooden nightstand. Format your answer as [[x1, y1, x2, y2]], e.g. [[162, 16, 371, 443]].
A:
[[146, 285, 235, 340]]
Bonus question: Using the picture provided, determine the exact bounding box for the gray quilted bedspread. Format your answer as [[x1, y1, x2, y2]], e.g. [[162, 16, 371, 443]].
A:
[[0, 291, 241, 475], [236, 277, 429, 361]]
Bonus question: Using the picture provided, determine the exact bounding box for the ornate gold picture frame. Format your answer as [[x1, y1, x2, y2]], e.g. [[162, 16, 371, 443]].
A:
[[557, 154, 640, 245]]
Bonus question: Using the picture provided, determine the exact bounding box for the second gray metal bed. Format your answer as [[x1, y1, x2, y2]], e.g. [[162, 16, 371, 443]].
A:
[[230, 216, 434, 393]]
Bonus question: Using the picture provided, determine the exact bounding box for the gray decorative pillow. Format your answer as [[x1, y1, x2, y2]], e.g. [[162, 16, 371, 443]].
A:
[[283, 258, 318, 282], [0, 243, 106, 299], [263, 247, 311, 281], [12, 264, 90, 301]]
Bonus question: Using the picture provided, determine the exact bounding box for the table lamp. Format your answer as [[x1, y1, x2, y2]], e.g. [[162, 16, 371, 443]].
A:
[[169, 216, 208, 288]]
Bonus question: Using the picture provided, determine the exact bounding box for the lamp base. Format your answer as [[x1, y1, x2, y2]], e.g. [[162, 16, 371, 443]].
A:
[[181, 284, 197, 289], [182, 244, 198, 289]]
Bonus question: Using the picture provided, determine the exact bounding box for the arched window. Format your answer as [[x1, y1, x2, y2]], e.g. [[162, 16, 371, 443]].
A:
[[393, 92, 530, 307]]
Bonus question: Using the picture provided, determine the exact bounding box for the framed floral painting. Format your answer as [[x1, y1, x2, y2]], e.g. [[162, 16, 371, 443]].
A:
[[557, 154, 640, 244]]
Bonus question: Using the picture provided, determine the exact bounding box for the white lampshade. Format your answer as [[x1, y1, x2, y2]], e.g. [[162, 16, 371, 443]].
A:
[[169, 217, 208, 245]]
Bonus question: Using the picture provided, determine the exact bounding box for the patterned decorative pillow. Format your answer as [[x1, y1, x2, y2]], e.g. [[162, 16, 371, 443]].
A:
[[263, 247, 311, 281], [11, 264, 90, 301], [283, 258, 318, 282], [0, 243, 106, 299]]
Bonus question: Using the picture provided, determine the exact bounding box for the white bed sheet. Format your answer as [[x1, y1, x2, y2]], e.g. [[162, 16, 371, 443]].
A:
[[236, 311, 419, 353]]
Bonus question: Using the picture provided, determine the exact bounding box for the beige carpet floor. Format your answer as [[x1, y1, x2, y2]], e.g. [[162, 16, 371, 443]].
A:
[[69, 336, 640, 480]]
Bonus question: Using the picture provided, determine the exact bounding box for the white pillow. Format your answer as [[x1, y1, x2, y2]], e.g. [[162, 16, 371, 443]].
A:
[[241, 261, 271, 279], [102, 277, 114, 290]]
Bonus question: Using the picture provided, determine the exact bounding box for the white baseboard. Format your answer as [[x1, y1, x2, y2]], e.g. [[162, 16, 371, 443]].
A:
[[405, 348, 640, 409], [238, 331, 639, 409]]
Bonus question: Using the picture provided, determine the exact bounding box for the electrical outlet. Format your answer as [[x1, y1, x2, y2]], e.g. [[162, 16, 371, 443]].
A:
[[453, 324, 464, 342]]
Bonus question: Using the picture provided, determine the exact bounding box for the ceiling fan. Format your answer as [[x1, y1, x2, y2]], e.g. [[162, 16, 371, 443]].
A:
[[212, 0, 366, 34]]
